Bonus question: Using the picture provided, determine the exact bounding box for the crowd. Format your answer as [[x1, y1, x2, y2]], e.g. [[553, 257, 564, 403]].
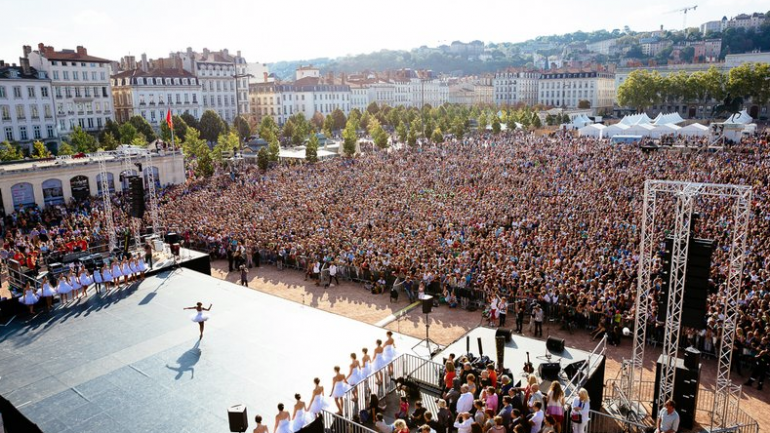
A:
[[158, 129, 769, 391]]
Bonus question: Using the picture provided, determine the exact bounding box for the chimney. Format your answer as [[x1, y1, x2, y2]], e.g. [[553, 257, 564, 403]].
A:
[[20, 57, 31, 75], [22, 45, 32, 58], [203, 48, 210, 58], [263, 72, 268, 83], [76, 46, 87, 56], [38, 43, 45, 53], [237, 50, 241, 59], [340, 72, 346, 85]]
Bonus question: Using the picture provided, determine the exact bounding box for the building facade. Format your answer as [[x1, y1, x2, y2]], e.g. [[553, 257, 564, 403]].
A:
[[0, 61, 58, 152], [26, 44, 114, 137], [538, 69, 615, 111], [111, 68, 202, 125], [493, 69, 540, 106]]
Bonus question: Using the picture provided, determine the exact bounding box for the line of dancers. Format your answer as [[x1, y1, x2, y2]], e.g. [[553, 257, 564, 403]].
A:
[[255, 331, 400, 433], [18, 254, 150, 314]]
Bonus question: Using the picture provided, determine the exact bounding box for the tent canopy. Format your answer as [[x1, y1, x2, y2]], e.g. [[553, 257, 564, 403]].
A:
[[578, 124, 606, 138], [619, 113, 654, 126], [724, 110, 753, 125], [653, 112, 685, 125], [680, 123, 709, 137]]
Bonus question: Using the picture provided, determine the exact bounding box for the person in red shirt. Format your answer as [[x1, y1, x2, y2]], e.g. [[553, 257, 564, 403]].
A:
[[487, 364, 498, 388]]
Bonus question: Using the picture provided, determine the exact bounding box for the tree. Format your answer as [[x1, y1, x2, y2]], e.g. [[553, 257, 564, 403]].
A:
[[0, 141, 23, 161], [119, 123, 138, 145], [100, 132, 119, 151], [70, 126, 97, 153], [257, 147, 269, 171], [130, 133, 148, 147], [359, 111, 371, 131], [431, 127, 444, 143], [259, 115, 279, 142], [617, 69, 665, 111], [233, 115, 251, 140], [160, 121, 173, 142], [306, 133, 319, 163], [477, 112, 488, 130], [128, 115, 157, 142], [267, 136, 281, 162], [32, 140, 51, 158], [331, 108, 347, 131], [342, 118, 358, 156], [281, 119, 295, 140], [396, 121, 408, 144], [180, 112, 199, 131], [99, 119, 120, 144], [681, 46, 696, 63], [182, 128, 214, 177], [196, 145, 215, 178], [57, 142, 75, 156], [199, 110, 227, 143], [213, 131, 241, 165], [491, 117, 502, 134], [451, 117, 466, 139], [531, 112, 542, 128], [369, 118, 389, 149], [577, 100, 591, 109], [172, 115, 189, 142], [366, 102, 380, 115], [310, 112, 325, 132], [323, 114, 334, 137]]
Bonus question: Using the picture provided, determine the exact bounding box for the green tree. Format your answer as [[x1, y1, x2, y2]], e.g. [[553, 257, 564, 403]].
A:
[[407, 123, 418, 148], [310, 112, 325, 132], [342, 118, 358, 156], [57, 142, 75, 156], [99, 119, 120, 143], [196, 146, 215, 177], [281, 119, 295, 140], [331, 108, 347, 131], [0, 141, 23, 161], [728, 62, 766, 101], [160, 121, 173, 142], [172, 115, 189, 142], [491, 117, 501, 134], [213, 131, 241, 165], [431, 127, 444, 143], [267, 136, 281, 162], [451, 117, 466, 139], [359, 110, 371, 131], [259, 115, 279, 142], [128, 115, 157, 142], [396, 121, 408, 144], [233, 115, 251, 140], [182, 128, 214, 177], [198, 110, 227, 142], [369, 118, 389, 149], [70, 126, 97, 153], [257, 147, 269, 171], [367, 102, 380, 115], [577, 100, 591, 109], [531, 112, 542, 128], [130, 133, 147, 147], [323, 114, 334, 137], [306, 133, 319, 163], [100, 132, 119, 151], [180, 112, 199, 131], [617, 69, 665, 111], [119, 123, 138, 144], [32, 140, 51, 158], [477, 112, 488, 130]]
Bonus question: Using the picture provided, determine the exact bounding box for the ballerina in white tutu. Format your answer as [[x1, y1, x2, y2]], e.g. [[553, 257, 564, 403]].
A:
[[36, 278, 57, 310], [307, 377, 326, 419], [121, 259, 133, 285], [290, 394, 309, 432], [383, 331, 398, 376], [57, 272, 74, 303], [78, 269, 92, 298], [18, 282, 39, 314], [330, 366, 349, 415], [111, 260, 123, 289], [361, 347, 373, 378], [137, 256, 148, 279], [183, 301, 212, 339], [69, 272, 82, 300], [92, 266, 104, 293], [372, 339, 386, 385], [274, 403, 292, 433], [102, 264, 114, 291]]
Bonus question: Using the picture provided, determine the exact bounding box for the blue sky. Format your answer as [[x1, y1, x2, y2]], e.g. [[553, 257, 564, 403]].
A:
[[0, 0, 767, 65]]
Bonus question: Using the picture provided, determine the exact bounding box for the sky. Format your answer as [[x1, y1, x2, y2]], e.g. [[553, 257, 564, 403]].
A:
[[0, 0, 767, 65]]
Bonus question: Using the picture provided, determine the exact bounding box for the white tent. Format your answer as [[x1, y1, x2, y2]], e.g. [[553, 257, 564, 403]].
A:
[[650, 123, 681, 139], [623, 124, 656, 136], [620, 113, 654, 126], [725, 110, 753, 125], [571, 114, 593, 128], [679, 123, 710, 137], [653, 112, 685, 125], [604, 123, 630, 137], [578, 123, 606, 138]]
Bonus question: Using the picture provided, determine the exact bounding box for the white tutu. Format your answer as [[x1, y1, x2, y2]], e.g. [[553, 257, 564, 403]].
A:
[[191, 311, 210, 323], [276, 419, 292, 433], [308, 394, 326, 416], [122, 264, 132, 276], [331, 381, 349, 398], [94, 271, 104, 283], [37, 283, 57, 297], [112, 265, 122, 278], [70, 277, 81, 291], [57, 280, 73, 294], [19, 291, 39, 305], [79, 275, 92, 287], [138, 259, 148, 272], [348, 367, 364, 386], [361, 360, 373, 378], [102, 270, 113, 282], [382, 345, 398, 363], [291, 409, 309, 432], [372, 353, 387, 371]]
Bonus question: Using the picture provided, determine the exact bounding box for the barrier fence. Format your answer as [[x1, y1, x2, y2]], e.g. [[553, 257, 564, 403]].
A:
[[321, 410, 378, 433]]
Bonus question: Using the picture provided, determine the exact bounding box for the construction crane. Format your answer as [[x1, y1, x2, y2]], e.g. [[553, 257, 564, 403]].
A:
[[668, 5, 698, 31]]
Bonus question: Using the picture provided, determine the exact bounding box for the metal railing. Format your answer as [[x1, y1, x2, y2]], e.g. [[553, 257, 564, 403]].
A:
[[586, 409, 650, 433], [563, 334, 606, 399], [321, 410, 378, 433]]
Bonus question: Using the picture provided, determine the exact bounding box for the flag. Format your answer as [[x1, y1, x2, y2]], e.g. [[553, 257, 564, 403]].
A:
[[166, 109, 173, 130]]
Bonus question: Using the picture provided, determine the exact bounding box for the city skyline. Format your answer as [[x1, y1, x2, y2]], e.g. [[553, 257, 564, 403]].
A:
[[1, 0, 768, 66]]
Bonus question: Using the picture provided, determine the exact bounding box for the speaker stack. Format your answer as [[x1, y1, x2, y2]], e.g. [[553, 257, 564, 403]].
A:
[[653, 352, 701, 430], [228, 404, 248, 432], [127, 176, 145, 218]]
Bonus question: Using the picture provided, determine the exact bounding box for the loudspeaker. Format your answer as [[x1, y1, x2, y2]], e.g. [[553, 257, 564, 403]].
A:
[[495, 328, 512, 343], [538, 362, 561, 380], [563, 360, 586, 379], [128, 176, 145, 218], [546, 336, 565, 353], [165, 232, 181, 244], [228, 404, 248, 432], [422, 295, 433, 314], [653, 355, 700, 430], [171, 243, 181, 256], [657, 237, 714, 328], [684, 347, 701, 370]]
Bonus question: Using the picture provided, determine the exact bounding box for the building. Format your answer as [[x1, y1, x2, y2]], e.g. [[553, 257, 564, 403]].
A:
[[725, 51, 770, 67], [0, 152, 183, 214], [727, 12, 767, 30], [586, 38, 618, 55], [111, 68, 202, 125], [448, 76, 494, 107], [246, 62, 271, 84], [538, 68, 615, 111], [640, 38, 673, 57], [25, 43, 114, 137], [700, 17, 728, 34], [0, 60, 58, 153], [493, 69, 540, 107]]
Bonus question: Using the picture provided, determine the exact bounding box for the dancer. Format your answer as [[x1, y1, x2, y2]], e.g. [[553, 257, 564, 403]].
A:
[[69, 271, 82, 299], [111, 259, 123, 289], [137, 255, 148, 279], [78, 268, 92, 298], [129, 257, 140, 282], [57, 272, 73, 303], [18, 282, 39, 314], [361, 347, 373, 378], [347, 353, 363, 402], [372, 339, 386, 385], [121, 258, 132, 285], [253, 415, 269, 433], [330, 366, 348, 415], [383, 331, 398, 376], [102, 263, 114, 291], [37, 278, 57, 310], [290, 394, 309, 432], [92, 266, 103, 293], [274, 403, 292, 433], [184, 302, 212, 339], [307, 377, 326, 418]]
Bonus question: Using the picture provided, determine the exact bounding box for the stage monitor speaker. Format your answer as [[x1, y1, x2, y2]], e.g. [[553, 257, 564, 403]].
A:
[[538, 362, 561, 381], [422, 295, 433, 314], [228, 404, 248, 432], [495, 328, 512, 343], [563, 360, 586, 379], [171, 243, 181, 257], [684, 347, 701, 370], [165, 232, 181, 244], [546, 336, 565, 353]]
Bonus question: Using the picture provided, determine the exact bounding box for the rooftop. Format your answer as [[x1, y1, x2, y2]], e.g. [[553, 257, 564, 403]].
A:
[[34, 43, 111, 63]]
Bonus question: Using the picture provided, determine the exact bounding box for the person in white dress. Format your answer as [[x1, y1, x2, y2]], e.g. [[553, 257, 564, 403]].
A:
[[274, 403, 292, 433], [372, 339, 386, 385], [347, 353, 363, 402], [121, 259, 132, 285], [102, 264, 114, 291], [92, 267, 104, 293], [137, 256, 148, 279], [570, 388, 591, 433], [361, 347, 373, 378], [57, 272, 74, 303], [111, 261, 123, 289], [307, 378, 326, 419], [290, 394, 309, 432], [330, 366, 349, 415], [37, 278, 57, 310], [69, 272, 81, 300], [183, 302, 212, 339], [383, 331, 398, 376], [19, 283, 39, 314], [78, 269, 92, 298]]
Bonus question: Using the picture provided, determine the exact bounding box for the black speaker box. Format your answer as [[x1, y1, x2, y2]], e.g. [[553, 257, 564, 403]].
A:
[[495, 328, 512, 343], [538, 362, 561, 381], [546, 336, 565, 353], [422, 295, 433, 314], [684, 347, 701, 370], [228, 404, 248, 432], [652, 355, 700, 430]]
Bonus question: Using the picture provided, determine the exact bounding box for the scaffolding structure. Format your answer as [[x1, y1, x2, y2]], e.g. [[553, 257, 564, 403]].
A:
[[624, 180, 752, 431], [97, 157, 117, 252]]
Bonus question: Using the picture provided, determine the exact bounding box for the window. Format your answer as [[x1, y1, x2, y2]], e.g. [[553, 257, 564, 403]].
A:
[[47, 125, 54, 138], [75, 87, 81, 97], [184, 93, 189, 103], [65, 87, 72, 98], [4, 127, 12, 141], [95, 102, 101, 112], [93, 86, 99, 98], [90, 62, 95, 67], [31, 106, 39, 119], [16, 105, 24, 119], [63, 71, 70, 80], [19, 126, 27, 140], [78, 118, 85, 128], [96, 117, 102, 128], [0, 87, 5, 98], [151, 110, 156, 122], [84, 87, 91, 97], [82, 71, 88, 81], [91, 71, 97, 81], [41, 87, 49, 97], [44, 105, 51, 118], [73, 71, 79, 80], [176, 94, 181, 104], [33, 125, 41, 139], [13, 86, 22, 98], [87, 118, 94, 129], [100, 72, 106, 80], [139, 95, 145, 105], [1, 106, 9, 120]]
